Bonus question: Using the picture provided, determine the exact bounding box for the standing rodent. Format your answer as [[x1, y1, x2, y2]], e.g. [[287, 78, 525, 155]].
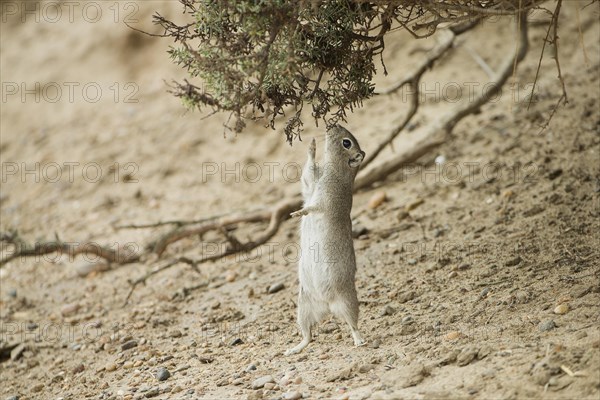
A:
[[285, 125, 366, 355]]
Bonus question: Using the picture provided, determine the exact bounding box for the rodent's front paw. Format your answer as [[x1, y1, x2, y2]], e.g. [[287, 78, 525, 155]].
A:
[[290, 210, 306, 218], [309, 138, 316, 159]]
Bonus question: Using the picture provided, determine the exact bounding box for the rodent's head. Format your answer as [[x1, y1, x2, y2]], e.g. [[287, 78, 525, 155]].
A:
[[325, 125, 365, 169]]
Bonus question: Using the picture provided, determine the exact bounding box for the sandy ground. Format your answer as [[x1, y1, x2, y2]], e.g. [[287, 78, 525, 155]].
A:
[[1, 1, 599, 399]]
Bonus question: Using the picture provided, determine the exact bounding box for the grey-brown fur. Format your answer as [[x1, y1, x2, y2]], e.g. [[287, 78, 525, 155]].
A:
[[285, 125, 366, 355]]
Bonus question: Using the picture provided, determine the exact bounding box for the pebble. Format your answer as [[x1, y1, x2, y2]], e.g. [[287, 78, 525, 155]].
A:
[[358, 364, 375, 373], [6, 396, 19, 400], [246, 364, 257, 372], [405, 198, 424, 212], [504, 256, 522, 267], [61, 303, 80, 317], [282, 391, 302, 400], [370, 339, 381, 349], [554, 304, 569, 314], [226, 271, 238, 282], [75, 261, 109, 277], [457, 346, 478, 366], [72, 363, 85, 374], [31, 384, 44, 393], [252, 375, 275, 389], [263, 382, 276, 390], [445, 331, 462, 341], [539, 320, 556, 332], [448, 271, 458, 279], [7, 288, 17, 298], [105, 363, 117, 372], [352, 222, 368, 238], [145, 387, 159, 398], [548, 168, 563, 180], [121, 340, 138, 351], [368, 191, 387, 209], [479, 288, 490, 299], [230, 338, 244, 346], [381, 305, 396, 316], [156, 367, 171, 381], [169, 329, 183, 338], [267, 283, 285, 294]]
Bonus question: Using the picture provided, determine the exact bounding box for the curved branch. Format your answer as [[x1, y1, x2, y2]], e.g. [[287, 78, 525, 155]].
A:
[[355, 12, 529, 190], [151, 198, 302, 257], [1, 232, 140, 267]]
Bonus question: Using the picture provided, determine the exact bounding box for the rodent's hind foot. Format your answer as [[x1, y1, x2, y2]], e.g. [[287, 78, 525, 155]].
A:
[[352, 331, 366, 347], [284, 339, 310, 356]]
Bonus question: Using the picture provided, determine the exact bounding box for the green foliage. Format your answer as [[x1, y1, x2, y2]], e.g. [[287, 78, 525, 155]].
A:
[[155, 0, 538, 142]]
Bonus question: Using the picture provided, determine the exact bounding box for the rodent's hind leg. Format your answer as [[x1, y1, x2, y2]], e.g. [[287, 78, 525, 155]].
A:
[[285, 291, 316, 355], [330, 298, 366, 347]]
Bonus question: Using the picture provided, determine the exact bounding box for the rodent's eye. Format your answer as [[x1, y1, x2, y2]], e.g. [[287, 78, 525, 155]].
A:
[[342, 138, 352, 149]]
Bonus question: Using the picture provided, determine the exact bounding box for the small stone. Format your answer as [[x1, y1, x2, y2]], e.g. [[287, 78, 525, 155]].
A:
[[226, 271, 238, 282], [7, 288, 17, 298], [61, 303, 80, 317], [401, 316, 413, 324], [397, 210, 409, 221], [539, 320, 556, 332], [398, 291, 415, 303], [282, 391, 302, 400], [105, 363, 117, 372], [479, 287, 490, 299], [504, 256, 522, 267], [31, 384, 44, 393], [448, 271, 458, 279], [381, 305, 396, 316], [123, 361, 134, 369], [457, 346, 478, 366], [405, 198, 424, 212], [368, 191, 387, 209], [554, 304, 569, 315], [145, 387, 160, 398], [230, 338, 244, 346], [407, 258, 417, 265], [263, 382, 276, 390], [246, 364, 257, 372], [352, 222, 368, 238], [293, 377, 302, 384], [370, 339, 381, 349], [169, 329, 183, 338], [72, 363, 85, 374], [358, 364, 375, 373], [445, 331, 462, 341], [121, 340, 138, 351], [252, 375, 275, 389], [548, 169, 563, 180], [267, 283, 285, 294], [75, 261, 109, 277], [156, 367, 171, 382], [6, 396, 19, 400]]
